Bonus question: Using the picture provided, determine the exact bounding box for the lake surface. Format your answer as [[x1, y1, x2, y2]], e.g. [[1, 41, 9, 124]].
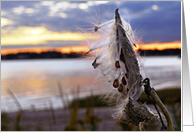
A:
[[1, 56, 181, 112]]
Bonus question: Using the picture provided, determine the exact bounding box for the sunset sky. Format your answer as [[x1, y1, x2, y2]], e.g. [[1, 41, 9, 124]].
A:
[[1, 1, 181, 55]]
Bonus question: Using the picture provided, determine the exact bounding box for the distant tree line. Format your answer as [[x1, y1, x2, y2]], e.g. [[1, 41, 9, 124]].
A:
[[1, 49, 181, 60], [138, 49, 181, 57], [1, 51, 84, 60]]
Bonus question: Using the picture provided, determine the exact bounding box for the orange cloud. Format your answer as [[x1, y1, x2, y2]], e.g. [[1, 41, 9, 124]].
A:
[[1, 26, 98, 45], [55, 46, 89, 54]]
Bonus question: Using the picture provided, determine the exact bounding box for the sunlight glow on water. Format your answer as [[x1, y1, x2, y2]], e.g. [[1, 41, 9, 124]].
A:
[[1, 56, 181, 112]]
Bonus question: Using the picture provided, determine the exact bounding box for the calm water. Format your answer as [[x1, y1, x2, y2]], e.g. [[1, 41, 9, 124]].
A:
[[1, 56, 181, 112]]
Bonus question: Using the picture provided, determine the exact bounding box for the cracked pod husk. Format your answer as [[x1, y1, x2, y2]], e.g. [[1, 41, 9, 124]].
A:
[[88, 8, 143, 120]]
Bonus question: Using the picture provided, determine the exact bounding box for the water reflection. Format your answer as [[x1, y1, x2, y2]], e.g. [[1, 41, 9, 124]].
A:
[[1, 57, 181, 112]]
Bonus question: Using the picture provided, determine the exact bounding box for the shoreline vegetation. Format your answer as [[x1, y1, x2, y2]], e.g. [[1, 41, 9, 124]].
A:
[[1, 87, 181, 131], [1, 49, 181, 60]]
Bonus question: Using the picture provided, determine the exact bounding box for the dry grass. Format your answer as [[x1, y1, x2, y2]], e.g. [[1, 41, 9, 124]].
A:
[[1, 88, 181, 131]]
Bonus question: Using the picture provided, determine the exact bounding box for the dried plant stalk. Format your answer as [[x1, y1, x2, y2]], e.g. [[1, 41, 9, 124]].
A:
[[149, 89, 174, 131], [143, 78, 174, 131], [88, 8, 173, 131], [7, 88, 23, 112]]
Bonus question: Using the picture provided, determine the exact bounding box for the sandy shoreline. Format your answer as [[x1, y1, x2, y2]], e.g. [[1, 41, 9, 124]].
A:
[[2, 102, 181, 131], [2, 107, 123, 131]]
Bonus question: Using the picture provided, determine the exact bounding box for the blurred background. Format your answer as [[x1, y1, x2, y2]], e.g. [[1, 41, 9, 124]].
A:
[[1, 1, 181, 131]]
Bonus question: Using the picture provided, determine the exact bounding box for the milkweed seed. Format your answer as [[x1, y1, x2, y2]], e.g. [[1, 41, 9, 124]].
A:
[[125, 73, 128, 78], [115, 61, 120, 68], [118, 84, 123, 92], [92, 58, 99, 69], [120, 49, 124, 62], [94, 26, 99, 32], [127, 88, 129, 93], [122, 77, 127, 85], [113, 79, 119, 88]]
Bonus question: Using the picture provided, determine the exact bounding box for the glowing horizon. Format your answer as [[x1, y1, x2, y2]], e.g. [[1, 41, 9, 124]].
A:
[[1, 41, 181, 56], [136, 41, 181, 51], [1, 47, 54, 56]]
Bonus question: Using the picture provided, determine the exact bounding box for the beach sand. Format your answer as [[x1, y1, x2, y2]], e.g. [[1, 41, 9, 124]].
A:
[[2, 103, 180, 131]]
